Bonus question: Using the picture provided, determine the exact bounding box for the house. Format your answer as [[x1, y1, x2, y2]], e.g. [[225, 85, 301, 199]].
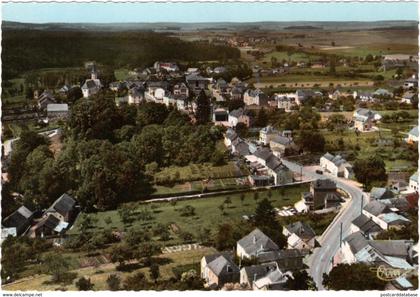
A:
[[81, 67, 102, 98], [256, 249, 305, 271], [214, 66, 227, 74], [409, 172, 418, 192], [259, 126, 279, 145], [303, 179, 343, 211], [265, 155, 293, 185], [252, 266, 292, 290], [230, 86, 244, 101], [224, 128, 239, 147], [186, 74, 212, 94], [240, 262, 278, 287], [237, 228, 279, 259], [275, 94, 297, 112], [403, 76, 418, 89], [243, 89, 269, 106], [406, 126, 418, 144], [47, 104, 69, 120], [37, 91, 56, 110], [401, 92, 417, 105], [2, 205, 35, 237], [252, 147, 273, 167], [370, 187, 395, 200], [320, 152, 353, 178], [391, 181, 408, 193], [373, 88, 393, 98], [154, 61, 179, 72], [128, 86, 145, 104], [362, 200, 410, 230], [231, 139, 251, 157], [228, 108, 251, 127], [212, 108, 229, 126], [350, 214, 382, 238], [283, 221, 317, 250], [340, 231, 415, 281], [269, 135, 293, 157], [45, 193, 77, 223], [354, 116, 373, 132], [295, 89, 321, 105], [173, 82, 189, 98], [28, 214, 66, 238], [201, 253, 240, 288]]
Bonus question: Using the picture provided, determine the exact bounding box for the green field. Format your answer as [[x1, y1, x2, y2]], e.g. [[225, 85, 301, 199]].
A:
[[69, 184, 309, 246]]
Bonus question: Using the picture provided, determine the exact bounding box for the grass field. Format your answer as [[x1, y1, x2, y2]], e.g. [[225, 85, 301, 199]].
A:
[[114, 68, 133, 81], [69, 184, 309, 245], [3, 248, 216, 291]]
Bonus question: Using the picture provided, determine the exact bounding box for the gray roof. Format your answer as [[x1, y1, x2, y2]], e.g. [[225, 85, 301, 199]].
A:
[[370, 187, 395, 200], [82, 79, 98, 90], [285, 221, 316, 240], [408, 126, 419, 137], [235, 141, 251, 156], [352, 214, 382, 234], [225, 128, 238, 141], [207, 255, 239, 277], [270, 135, 292, 146], [266, 155, 282, 171], [242, 262, 277, 282], [363, 200, 390, 216], [49, 193, 76, 216], [203, 252, 233, 265], [322, 152, 334, 161], [237, 228, 279, 256], [229, 108, 245, 118], [257, 249, 304, 263], [253, 148, 274, 161], [343, 231, 369, 254], [311, 179, 336, 190], [369, 241, 411, 258]]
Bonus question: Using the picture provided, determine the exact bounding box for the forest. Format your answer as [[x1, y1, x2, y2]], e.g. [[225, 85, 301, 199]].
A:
[[2, 29, 240, 80]]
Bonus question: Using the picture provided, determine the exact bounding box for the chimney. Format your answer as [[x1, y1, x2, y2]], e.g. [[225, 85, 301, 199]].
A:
[[253, 236, 257, 244], [253, 273, 257, 282]]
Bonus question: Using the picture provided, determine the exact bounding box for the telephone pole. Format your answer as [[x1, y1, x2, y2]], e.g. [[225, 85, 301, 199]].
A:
[[360, 194, 364, 215], [339, 222, 343, 248]]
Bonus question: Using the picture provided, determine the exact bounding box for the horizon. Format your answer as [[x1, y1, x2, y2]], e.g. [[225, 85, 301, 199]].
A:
[[2, 2, 419, 23]]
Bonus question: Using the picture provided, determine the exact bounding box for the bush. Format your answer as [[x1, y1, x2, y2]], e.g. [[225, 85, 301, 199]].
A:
[[75, 277, 94, 291]]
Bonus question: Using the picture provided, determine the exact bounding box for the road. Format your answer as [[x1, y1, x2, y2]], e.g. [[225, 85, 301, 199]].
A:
[[281, 159, 368, 290]]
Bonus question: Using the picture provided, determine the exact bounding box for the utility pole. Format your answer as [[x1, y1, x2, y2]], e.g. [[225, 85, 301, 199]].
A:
[[360, 194, 364, 215], [339, 222, 343, 248]]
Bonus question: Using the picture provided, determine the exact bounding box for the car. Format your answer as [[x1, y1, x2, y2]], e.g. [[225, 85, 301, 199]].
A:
[[315, 169, 323, 175]]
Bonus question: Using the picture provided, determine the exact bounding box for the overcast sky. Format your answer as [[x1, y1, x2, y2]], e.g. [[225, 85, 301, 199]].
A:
[[2, 2, 418, 23]]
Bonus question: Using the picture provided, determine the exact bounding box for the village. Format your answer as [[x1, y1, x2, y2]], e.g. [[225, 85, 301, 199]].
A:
[[1, 11, 419, 292]]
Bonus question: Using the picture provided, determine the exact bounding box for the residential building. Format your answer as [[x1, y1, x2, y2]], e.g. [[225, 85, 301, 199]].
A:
[[252, 266, 292, 290], [37, 91, 56, 110], [259, 126, 279, 145], [362, 200, 410, 230], [240, 262, 278, 288], [269, 135, 293, 157], [212, 108, 229, 126], [409, 172, 418, 192], [303, 179, 343, 211], [350, 214, 382, 238], [320, 152, 353, 178], [228, 108, 251, 127], [186, 74, 212, 94], [256, 249, 305, 271], [2, 205, 35, 237], [406, 126, 419, 144], [283, 221, 317, 250], [224, 128, 239, 147], [201, 253, 240, 288], [47, 104, 69, 120], [243, 89, 269, 106], [370, 187, 395, 200], [128, 86, 145, 104], [45, 193, 77, 223], [237, 228, 279, 259]]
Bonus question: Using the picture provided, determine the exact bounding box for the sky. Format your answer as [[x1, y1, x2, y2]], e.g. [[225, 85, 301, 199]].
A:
[[2, 2, 419, 23]]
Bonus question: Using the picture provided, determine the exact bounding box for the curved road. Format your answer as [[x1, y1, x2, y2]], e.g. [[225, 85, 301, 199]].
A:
[[281, 159, 368, 290]]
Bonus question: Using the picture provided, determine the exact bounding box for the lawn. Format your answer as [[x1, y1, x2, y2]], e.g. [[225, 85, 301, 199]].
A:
[[3, 248, 216, 291], [114, 68, 133, 81], [154, 162, 249, 183], [68, 184, 309, 246]]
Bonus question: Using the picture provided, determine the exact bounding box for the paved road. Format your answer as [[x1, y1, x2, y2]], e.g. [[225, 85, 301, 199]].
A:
[[281, 159, 368, 290]]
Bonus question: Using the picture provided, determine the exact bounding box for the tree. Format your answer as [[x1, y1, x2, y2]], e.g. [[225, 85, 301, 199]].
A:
[[109, 243, 134, 269], [218, 203, 225, 215], [42, 253, 71, 283], [254, 198, 287, 249], [235, 122, 248, 138], [255, 108, 269, 127], [137, 102, 169, 126], [195, 90, 211, 124], [149, 263, 160, 283], [180, 205, 195, 217], [286, 270, 316, 290], [297, 130, 325, 153], [123, 272, 148, 290], [353, 156, 387, 190], [224, 197, 232, 207], [76, 277, 94, 291], [323, 263, 386, 290], [106, 274, 121, 291]]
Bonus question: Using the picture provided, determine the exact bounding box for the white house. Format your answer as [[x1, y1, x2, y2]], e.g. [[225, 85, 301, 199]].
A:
[[259, 126, 278, 145], [406, 126, 419, 144], [228, 108, 250, 127], [320, 152, 353, 178], [283, 221, 316, 250], [243, 89, 269, 106], [409, 172, 418, 192], [236, 229, 279, 259], [362, 200, 410, 231]]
